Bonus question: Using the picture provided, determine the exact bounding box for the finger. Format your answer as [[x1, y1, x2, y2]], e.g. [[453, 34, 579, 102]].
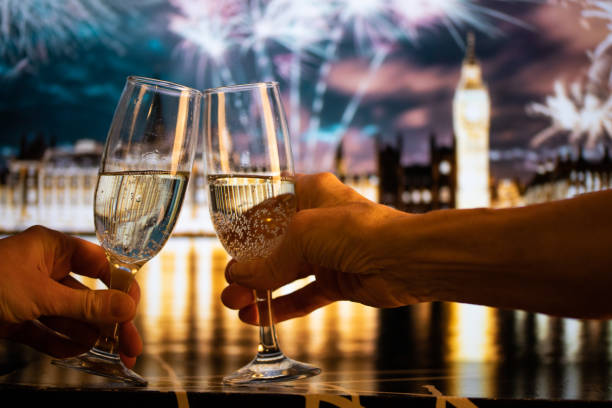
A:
[[39, 282, 136, 324], [238, 281, 334, 325], [63, 260, 140, 305], [23, 226, 110, 284], [119, 321, 143, 358], [9, 320, 90, 358], [66, 235, 110, 284], [295, 172, 362, 210], [221, 283, 255, 310], [128, 279, 141, 305], [38, 316, 98, 347], [225, 259, 237, 283]]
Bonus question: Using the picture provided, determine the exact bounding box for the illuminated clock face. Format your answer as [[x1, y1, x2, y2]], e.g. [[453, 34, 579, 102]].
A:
[[459, 89, 490, 124], [465, 101, 484, 122]]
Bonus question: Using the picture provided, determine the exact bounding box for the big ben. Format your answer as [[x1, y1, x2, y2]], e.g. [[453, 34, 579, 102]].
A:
[[453, 32, 491, 209]]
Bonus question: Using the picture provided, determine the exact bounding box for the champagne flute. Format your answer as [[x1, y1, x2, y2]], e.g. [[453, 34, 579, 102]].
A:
[[204, 82, 320, 384], [52, 76, 201, 386]]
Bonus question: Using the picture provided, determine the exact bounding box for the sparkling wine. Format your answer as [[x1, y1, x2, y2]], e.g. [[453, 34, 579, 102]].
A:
[[208, 175, 296, 261], [94, 170, 189, 265]]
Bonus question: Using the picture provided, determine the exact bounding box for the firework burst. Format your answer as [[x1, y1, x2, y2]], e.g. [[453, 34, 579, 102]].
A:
[[0, 0, 154, 72], [528, 80, 612, 148], [303, 0, 533, 170], [529, 0, 612, 148], [168, 0, 245, 87], [166, 0, 534, 170]]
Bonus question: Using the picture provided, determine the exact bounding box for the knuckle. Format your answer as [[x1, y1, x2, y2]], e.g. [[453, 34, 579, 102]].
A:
[[314, 172, 337, 187], [24, 225, 48, 236], [82, 290, 99, 320]]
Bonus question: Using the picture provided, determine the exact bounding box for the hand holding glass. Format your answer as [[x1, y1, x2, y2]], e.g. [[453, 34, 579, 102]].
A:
[[52, 76, 200, 386], [205, 82, 320, 384]]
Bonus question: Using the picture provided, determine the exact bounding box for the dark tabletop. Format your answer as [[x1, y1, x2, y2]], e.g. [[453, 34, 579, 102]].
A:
[[1, 237, 611, 407]]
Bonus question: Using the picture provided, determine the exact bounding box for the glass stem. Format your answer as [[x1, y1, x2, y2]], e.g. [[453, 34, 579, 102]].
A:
[[255, 289, 281, 356], [92, 257, 138, 356]]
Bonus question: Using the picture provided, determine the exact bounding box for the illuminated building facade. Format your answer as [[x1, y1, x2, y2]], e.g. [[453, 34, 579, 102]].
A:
[[333, 137, 380, 203], [453, 33, 491, 209], [0, 135, 212, 234], [524, 146, 612, 204], [372, 132, 456, 213], [491, 178, 525, 208]]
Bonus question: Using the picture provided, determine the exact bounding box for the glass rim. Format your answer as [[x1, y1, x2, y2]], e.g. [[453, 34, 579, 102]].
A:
[[204, 81, 279, 94], [127, 76, 201, 96]]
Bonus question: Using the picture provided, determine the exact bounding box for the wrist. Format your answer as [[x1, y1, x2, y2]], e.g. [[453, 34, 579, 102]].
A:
[[378, 206, 495, 304]]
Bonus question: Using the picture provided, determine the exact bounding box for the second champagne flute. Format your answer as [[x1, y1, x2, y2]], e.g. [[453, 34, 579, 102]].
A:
[[205, 82, 320, 384], [52, 76, 201, 386]]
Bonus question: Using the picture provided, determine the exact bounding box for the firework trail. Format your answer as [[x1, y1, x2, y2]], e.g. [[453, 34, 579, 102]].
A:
[[304, 0, 532, 171], [0, 0, 156, 77], [529, 0, 612, 149], [169, 0, 245, 88], [583, 1, 612, 85], [166, 0, 532, 170], [304, 0, 394, 170], [237, 0, 334, 159]]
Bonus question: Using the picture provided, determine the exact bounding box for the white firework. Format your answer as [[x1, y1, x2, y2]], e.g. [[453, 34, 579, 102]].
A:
[[529, 0, 612, 148], [168, 0, 245, 87], [0, 0, 148, 65], [583, 0, 612, 84], [240, 0, 334, 81], [528, 80, 612, 147], [306, 0, 531, 162]]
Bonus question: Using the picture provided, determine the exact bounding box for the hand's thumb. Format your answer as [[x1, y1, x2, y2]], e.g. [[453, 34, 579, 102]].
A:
[[40, 282, 136, 324]]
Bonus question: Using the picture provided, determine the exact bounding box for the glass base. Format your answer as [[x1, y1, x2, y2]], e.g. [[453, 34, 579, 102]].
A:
[[52, 348, 147, 387], [223, 351, 321, 385]]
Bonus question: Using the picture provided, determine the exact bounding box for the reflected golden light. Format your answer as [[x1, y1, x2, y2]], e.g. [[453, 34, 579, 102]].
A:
[[6, 235, 608, 396], [308, 304, 330, 356], [273, 276, 314, 357], [194, 239, 214, 317], [448, 303, 497, 362], [168, 241, 188, 320], [446, 303, 497, 397], [140, 255, 162, 319]]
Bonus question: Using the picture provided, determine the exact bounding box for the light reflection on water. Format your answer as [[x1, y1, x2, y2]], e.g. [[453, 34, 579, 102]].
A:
[[136, 236, 612, 367], [111, 237, 607, 358], [123, 236, 380, 381], [2, 235, 612, 399]]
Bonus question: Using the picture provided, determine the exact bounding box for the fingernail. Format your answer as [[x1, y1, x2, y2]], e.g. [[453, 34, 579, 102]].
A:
[[111, 292, 133, 319]]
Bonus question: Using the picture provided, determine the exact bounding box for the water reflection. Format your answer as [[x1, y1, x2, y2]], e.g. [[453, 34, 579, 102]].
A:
[[130, 237, 379, 382], [1, 236, 612, 400]]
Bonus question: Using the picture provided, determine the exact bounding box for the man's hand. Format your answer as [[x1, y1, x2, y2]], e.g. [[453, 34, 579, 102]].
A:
[[0, 226, 142, 367], [221, 173, 422, 325]]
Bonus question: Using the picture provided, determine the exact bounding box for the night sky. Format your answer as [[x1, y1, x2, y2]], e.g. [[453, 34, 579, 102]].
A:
[[0, 1, 608, 181]]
